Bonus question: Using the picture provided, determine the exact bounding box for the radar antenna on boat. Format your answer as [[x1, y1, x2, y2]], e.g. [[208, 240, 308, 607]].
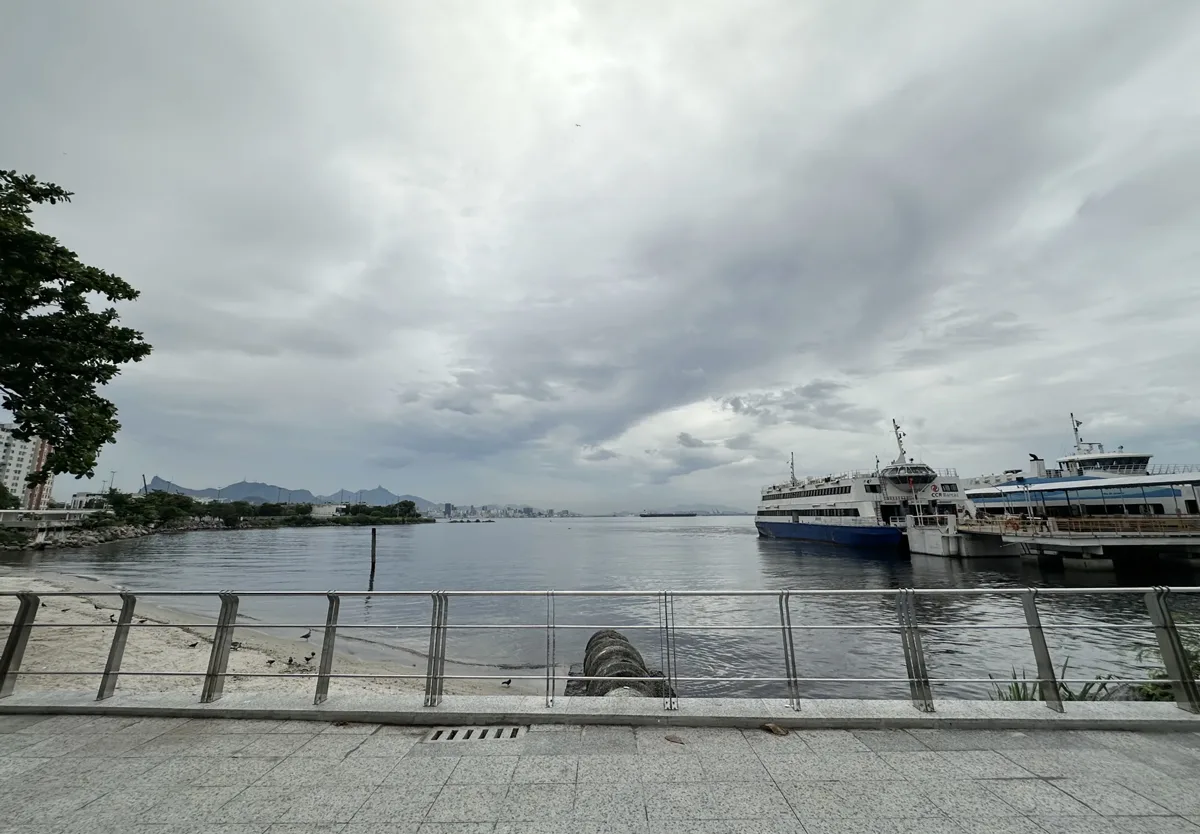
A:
[[789, 452, 797, 486]]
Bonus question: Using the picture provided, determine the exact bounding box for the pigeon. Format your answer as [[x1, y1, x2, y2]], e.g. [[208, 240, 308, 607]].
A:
[[109, 614, 116, 623], [92, 603, 102, 610], [40, 602, 46, 608], [501, 679, 512, 687], [230, 641, 242, 650], [300, 630, 312, 640], [760, 723, 789, 737], [304, 652, 316, 663], [266, 659, 276, 666], [187, 641, 199, 648], [60, 608, 69, 613], [665, 735, 685, 745], [287, 657, 295, 665], [138, 618, 147, 624]]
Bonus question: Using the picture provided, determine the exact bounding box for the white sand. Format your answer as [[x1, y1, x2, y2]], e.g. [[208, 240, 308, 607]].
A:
[[0, 570, 548, 701]]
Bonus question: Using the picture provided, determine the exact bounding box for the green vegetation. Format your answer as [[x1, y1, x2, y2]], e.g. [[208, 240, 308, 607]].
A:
[[1133, 624, 1200, 701], [96, 489, 431, 529], [988, 659, 1116, 702], [0, 170, 152, 486], [0, 483, 19, 510], [0, 528, 31, 547]]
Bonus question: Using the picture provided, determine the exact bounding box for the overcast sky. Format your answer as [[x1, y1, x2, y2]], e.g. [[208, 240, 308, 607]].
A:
[[4, 1, 1200, 511]]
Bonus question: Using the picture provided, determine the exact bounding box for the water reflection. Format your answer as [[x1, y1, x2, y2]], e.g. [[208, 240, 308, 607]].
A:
[[1, 516, 1195, 698]]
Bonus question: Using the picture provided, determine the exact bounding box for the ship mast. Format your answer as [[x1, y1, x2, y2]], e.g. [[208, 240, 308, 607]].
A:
[[1070, 412, 1084, 454], [789, 453, 797, 486], [892, 419, 908, 464]]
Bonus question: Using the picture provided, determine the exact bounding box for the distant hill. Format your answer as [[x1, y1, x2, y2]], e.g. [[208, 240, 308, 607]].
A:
[[146, 477, 438, 512]]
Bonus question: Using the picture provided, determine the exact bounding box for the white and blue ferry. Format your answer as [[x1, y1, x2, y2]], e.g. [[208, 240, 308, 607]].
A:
[[755, 420, 968, 549], [964, 414, 1200, 516]]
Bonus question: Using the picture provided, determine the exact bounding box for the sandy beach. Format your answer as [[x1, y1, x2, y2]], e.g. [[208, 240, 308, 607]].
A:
[[0, 569, 548, 701]]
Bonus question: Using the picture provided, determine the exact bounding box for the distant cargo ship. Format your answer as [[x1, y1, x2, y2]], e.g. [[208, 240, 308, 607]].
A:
[[639, 512, 698, 518]]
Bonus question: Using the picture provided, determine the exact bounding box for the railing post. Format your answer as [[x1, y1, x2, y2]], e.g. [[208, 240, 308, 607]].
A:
[[544, 590, 556, 707], [1020, 590, 1063, 712], [200, 593, 240, 703], [657, 591, 679, 710], [1145, 587, 1200, 713], [896, 589, 935, 712], [313, 592, 340, 705], [0, 592, 40, 698], [778, 590, 801, 711], [97, 593, 138, 701], [423, 591, 449, 707]]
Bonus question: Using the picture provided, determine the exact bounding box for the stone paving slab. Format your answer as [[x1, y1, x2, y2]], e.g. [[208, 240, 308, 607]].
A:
[[5, 716, 1200, 832]]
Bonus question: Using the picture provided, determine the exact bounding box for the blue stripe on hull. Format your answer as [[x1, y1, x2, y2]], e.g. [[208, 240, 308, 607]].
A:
[[755, 519, 903, 549]]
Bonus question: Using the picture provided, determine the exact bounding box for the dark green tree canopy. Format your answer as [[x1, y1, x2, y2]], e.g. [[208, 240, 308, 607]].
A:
[[0, 170, 152, 485], [0, 483, 20, 510]]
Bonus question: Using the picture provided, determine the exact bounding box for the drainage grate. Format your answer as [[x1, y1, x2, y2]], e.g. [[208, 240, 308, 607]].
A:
[[423, 725, 527, 743]]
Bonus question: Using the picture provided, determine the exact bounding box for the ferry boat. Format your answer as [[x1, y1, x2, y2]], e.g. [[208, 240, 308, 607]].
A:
[[755, 420, 968, 548], [964, 414, 1200, 516]]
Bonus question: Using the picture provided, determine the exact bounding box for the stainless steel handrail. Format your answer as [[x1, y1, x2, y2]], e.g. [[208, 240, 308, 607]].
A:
[[2, 586, 1198, 714]]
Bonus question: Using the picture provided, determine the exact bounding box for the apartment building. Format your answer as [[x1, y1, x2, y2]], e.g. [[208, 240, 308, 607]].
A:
[[0, 423, 55, 509]]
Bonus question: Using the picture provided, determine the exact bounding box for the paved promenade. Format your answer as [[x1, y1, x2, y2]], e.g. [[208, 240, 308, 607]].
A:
[[4, 715, 1200, 833]]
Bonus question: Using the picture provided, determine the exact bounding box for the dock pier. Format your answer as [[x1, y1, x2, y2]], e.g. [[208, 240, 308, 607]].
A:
[[907, 514, 1200, 569]]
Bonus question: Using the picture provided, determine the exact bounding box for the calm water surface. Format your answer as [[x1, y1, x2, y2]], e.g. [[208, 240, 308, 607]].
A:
[[3, 516, 1195, 698]]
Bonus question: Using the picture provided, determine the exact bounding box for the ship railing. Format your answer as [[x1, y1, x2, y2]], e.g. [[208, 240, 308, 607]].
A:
[[959, 515, 1200, 537], [5, 586, 1200, 715]]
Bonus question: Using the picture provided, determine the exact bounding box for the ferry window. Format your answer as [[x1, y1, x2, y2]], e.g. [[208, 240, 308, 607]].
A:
[[940, 483, 958, 492], [1187, 500, 1199, 514]]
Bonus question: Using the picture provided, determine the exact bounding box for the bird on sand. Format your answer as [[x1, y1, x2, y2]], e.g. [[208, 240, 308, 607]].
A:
[[266, 659, 276, 666], [501, 679, 512, 687], [92, 602, 102, 610], [60, 608, 69, 613], [304, 652, 316, 663], [187, 641, 199, 648], [138, 618, 147, 624], [287, 657, 295, 665], [300, 630, 312, 640], [230, 641, 242, 650], [109, 614, 116, 623]]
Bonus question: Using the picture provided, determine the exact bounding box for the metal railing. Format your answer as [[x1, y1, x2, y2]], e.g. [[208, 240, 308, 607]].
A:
[[1, 587, 1199, 714], [960, 516, 1200, 537]]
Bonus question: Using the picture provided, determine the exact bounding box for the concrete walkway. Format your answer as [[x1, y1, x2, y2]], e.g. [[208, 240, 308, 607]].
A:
[[4, 716, 1200, 833]]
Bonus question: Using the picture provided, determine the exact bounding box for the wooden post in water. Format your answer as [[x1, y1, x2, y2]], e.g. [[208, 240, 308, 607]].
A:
[[370, 527, 377, 585]]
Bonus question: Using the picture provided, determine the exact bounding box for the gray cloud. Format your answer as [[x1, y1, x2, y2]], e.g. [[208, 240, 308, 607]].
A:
[[5, 0, 1200, 509], [722, 382, 882, 431]]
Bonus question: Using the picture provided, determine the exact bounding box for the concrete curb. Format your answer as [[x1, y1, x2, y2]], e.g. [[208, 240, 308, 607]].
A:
[[3, 692, 1200, 730]]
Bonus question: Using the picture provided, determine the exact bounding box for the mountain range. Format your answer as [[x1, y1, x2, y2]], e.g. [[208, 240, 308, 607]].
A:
[[146, 477, 439, 512]]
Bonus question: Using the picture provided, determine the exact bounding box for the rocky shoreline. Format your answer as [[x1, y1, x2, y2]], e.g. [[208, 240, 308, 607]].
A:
[[0, 517, 228, 551]]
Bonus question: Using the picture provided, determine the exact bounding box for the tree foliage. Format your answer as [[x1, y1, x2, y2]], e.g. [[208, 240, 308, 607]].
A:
[[0, 483, 20, 510], [0, 170, 152, 485]]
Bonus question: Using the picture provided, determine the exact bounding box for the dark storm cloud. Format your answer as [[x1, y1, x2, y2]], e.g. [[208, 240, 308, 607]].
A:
[[677, 433, 709, 449]]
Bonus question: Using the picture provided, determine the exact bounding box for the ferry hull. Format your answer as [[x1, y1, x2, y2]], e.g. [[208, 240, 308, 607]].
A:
[[755, 519, 904, 549]]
